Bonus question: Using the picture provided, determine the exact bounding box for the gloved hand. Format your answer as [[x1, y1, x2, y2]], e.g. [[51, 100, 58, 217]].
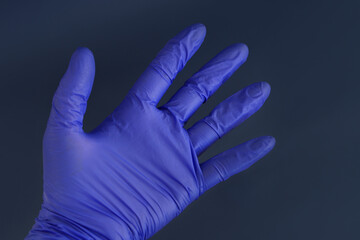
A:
[[26, 23, 275, 240]]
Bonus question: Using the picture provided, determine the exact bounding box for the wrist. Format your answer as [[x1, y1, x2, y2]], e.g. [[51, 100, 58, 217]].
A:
[[26, 205, 139, 240], [26, 207, 96, 240]]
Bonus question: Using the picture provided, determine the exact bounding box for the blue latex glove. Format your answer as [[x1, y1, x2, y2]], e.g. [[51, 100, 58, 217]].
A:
[[26, 24, 275, 240]]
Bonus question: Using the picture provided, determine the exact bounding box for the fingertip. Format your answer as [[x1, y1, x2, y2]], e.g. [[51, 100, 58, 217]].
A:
[[188, 23, 207, 45], [179, 23, 206, 42], [219, 43, 249, 65], [232, 43, 249, 60], [245, 81, 271, 101], [67, 47, 95, 76], [72, 47, 95, 64], [249, 136, 276, 153], [75, 46, 94, 55], [238, 43, 249, 56], [264, 135, 276, 149], [191, 23, 207, 33], [260, 81, 271, 98]]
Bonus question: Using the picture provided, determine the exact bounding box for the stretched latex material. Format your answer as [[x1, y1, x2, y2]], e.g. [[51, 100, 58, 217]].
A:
[[26, 24, 275, 240]]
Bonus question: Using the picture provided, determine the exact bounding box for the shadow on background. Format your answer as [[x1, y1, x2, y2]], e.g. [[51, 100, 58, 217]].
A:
[[0, 0, 359, 239]]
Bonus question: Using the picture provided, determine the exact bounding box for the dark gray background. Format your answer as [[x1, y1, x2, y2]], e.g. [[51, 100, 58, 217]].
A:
[[1, 0, 359, 239]]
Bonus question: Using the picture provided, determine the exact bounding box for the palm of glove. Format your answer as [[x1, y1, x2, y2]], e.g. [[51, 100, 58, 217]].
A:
[[43, 97, 203, 239], [27, 24, 275, 240]]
